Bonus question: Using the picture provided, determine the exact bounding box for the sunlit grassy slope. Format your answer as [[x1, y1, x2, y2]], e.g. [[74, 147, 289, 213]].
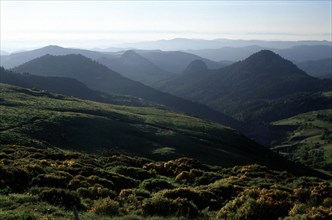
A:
[[271, 108, 332, 174], [0, 83, 250, 166], [0, 83, 324, 177]]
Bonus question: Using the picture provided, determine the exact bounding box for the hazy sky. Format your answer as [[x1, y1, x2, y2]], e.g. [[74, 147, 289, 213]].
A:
[[1, 0, 331, 51]]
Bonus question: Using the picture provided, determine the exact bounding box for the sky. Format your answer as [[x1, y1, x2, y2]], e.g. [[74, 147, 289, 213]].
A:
[[1, 0, 331, 51]]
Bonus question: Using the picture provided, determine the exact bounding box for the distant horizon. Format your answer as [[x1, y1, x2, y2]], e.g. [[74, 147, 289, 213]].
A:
[[1, 1, 331, 51], [1, 37, 332, 54]]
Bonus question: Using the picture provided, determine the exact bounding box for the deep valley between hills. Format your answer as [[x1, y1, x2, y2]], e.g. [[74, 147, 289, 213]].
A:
[[0, 45, 331, 219]]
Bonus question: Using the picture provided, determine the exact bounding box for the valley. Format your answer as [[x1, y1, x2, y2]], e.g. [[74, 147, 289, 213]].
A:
[[1, 38, 331, 220]]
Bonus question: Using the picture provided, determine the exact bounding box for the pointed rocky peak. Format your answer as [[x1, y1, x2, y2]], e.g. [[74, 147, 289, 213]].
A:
[[183, 60, 208, 75]]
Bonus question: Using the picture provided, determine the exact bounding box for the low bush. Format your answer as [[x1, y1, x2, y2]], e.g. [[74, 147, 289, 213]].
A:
[[39, 188, 82, 209], [160, 187, 221, 210], [112, 166, 155, 181], [90, 197, 119, 216], [140, 178, 175, 192], [142, 196, 200, 218], [31, 174, 68, 188], [87, 175, 114, 188], [77, 185, 116, 200]]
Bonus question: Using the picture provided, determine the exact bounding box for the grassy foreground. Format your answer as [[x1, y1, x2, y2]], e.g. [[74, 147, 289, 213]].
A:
[[0, 144, 331, 220]]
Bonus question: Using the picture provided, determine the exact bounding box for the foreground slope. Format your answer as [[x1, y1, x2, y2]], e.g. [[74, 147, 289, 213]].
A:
[[0, 83, 326, 178], [1, 145, 331, 219], [156, 50, 332, 123], [12, 54, 240, 129]]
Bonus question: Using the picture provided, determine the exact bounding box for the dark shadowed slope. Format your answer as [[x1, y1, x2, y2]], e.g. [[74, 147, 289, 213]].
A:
[[0, 83, 328, 178], [155, 50, 332, 123], [12, 54, 241, 129], [0, 67, 155, 107]]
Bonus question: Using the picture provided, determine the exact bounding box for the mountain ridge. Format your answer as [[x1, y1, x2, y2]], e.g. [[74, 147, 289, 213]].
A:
[[12, 54, 242, 129], [155, 50, 332, 123]]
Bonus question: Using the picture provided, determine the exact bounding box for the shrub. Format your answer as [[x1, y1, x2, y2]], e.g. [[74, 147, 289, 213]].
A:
[[217, 188, 292, 220], [39, 188, 82, 209], [112, 166, 154, 181], [31, 174, 68, 188], [0, 166, 30, 192], [119, 188, 151, 200], [0, 187, 11, 195], [18, 212, 37, 220], [161, 187, 220, 210], [140, 178, 175, 192], [68, 175, 89, 190], [77, 185, 116, 200], [142, 196, 200, 218], [107, 172, 139, 191], [87, 175, 114, 188], [90, 197, 119, 216]]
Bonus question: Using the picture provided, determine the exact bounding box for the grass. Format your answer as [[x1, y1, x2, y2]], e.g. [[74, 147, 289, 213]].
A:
[[271, 109, 332, 174], [0, 83, 291, 169]]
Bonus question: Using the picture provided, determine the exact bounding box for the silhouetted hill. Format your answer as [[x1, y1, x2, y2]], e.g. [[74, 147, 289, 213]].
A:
[[12, 54, 241, 129], [97, 50, 174, 84], [0, 45, 107, 68], [297, 58, 332, 79], [183, 60, 208, 75], [156, 50, 332, 123]]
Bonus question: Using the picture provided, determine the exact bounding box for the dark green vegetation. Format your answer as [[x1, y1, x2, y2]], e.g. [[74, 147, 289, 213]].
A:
[[0, 67, 155, 107], [1, 83, 319, 176], [297, 58, 332, 79], [271, 109, 332, 174], [0, 145, 331, 219], [11, 54, 240, 129], [155, 50, 332, 124]]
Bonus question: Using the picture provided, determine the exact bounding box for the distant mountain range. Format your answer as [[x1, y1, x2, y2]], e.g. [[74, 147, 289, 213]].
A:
[[11, 54, 241, 129], [96, 50, 174, 84], [297, 58, 332, 79], [186, 45, 332, 62], [0, 45, 230, 85], [0, 50, 10, 56], [136, 50, 231, 74], [155, 50, 332, 123], [113, 38, 332, 51]]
